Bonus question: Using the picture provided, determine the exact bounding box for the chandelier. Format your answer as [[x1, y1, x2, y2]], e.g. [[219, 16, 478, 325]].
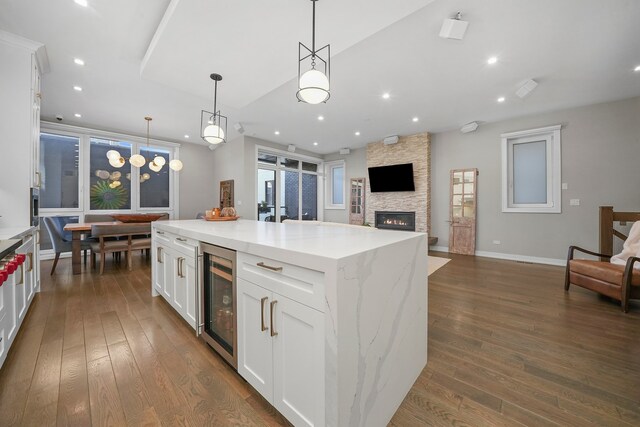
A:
[[105, 117, 183, 172], [297, 0, 330, 104], [201, 73, 227, 144]]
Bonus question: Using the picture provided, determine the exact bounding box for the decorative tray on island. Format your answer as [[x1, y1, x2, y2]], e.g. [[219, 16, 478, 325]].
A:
[[204, 216, 240, 222]]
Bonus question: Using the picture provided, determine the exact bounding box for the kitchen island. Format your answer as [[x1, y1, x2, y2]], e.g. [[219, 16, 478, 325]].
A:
[[151, 219, 427, 427]]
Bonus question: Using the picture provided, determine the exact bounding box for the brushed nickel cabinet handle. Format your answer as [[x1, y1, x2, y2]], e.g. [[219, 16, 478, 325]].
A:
[[260, 297, 269, 332], [270, 300, 278, 337], [156, 230, 165, 235], [176, 237, 187, 242], [27, 252, 33, 272], [157, 247, 163, 263], [177, 257, 185, 278], [257, 262, 283, 272]]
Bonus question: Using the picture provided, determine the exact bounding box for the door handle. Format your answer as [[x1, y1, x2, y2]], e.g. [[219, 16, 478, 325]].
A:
[[257, 262, 283, 272], [157, 247, 163, 263], [260, 297, 269, 331], [270, 300, 278, 337], [177, 257, 185, 278]]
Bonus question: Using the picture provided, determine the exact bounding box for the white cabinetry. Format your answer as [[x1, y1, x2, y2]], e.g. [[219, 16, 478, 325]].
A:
[[237, 255, 325, 427], [151, 229, 198, 330]]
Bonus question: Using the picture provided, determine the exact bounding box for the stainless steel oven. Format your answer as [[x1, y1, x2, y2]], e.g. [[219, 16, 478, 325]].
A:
[[199, 243, 237, 368]]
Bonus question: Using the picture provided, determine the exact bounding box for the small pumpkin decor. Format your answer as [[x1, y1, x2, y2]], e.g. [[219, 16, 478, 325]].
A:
[[221, 207, 236, 217]]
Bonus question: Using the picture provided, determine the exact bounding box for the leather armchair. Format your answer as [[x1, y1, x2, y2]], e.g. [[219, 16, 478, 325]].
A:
[[565, 246, 640, 312]]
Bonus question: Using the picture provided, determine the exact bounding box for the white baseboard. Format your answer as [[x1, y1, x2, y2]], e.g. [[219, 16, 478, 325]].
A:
[[429, 246, 565, 267]]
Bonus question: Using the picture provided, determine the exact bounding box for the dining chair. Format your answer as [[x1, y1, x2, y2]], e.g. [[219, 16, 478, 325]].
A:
[[42, 217, 92, 275], [90, 223, 152, 274]]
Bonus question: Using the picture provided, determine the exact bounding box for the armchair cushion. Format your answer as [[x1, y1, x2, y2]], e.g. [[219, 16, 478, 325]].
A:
[[569, 260, 640, 287]]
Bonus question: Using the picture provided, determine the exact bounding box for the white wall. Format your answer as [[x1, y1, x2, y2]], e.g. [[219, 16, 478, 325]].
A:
[[431, 96, 640, 261]]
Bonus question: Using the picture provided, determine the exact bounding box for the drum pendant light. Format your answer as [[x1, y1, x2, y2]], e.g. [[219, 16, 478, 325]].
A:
[[201, 73, 227, 144], [297, 0, 331, 104]]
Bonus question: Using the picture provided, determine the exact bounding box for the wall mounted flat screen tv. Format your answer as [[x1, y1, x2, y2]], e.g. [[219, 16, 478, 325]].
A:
[[368, 163, 415, 192]]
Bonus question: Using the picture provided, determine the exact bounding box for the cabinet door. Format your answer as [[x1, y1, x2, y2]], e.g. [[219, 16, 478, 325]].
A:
[[183, 255, 197, 329], [173, 254, 187, 320], [4, 274, 16, 343], [16, 237, 34, 322], [237, 278, 273, 403], [273, 296, 325, 427], [157, 245, 174, 302]]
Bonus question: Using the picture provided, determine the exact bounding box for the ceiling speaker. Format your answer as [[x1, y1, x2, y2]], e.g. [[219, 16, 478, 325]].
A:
[[439, 13, 469, 40], [383, 135, 399, 145], [287, 144, 296, 153], [460, 122, 479, 134], [339, 148, 350, 155]]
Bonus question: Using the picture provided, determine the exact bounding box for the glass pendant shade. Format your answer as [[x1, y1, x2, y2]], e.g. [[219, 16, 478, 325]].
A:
[[169, 159, 183, 171], [142, 172, 151, 180], [153, 156, 166, 166], [106, 150, 121, 161], [149, 162, 162, 172], [298, 69, 330, 104], [109, 157, 125, 168], [203, 124, 225, 144], [129, 154, 146, 168]]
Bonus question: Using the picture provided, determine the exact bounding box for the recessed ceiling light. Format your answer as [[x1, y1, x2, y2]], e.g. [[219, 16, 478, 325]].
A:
[[318, 115, 324, 121], [184, 134, 189, 139], [382, 93, 390, 99], [74, 0, 88, 7], [74, 58, 85, 66], [73, 85, 83, 91], [412, 117, 419, 122], [274, 130, 280, 135], [355, 131, 360, 136], [74, 113, 82, 118], [487, 56, 498, 65], [497, 96, 505, 103], [634, 65, 640, 72], [313, 142, 318, 146]]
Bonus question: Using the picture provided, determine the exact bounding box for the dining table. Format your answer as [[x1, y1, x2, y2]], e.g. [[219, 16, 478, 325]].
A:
[[63, 221, 121, 274]]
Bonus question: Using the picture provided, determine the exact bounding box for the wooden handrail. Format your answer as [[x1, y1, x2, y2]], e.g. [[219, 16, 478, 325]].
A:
[[599, 206, 640, 261]]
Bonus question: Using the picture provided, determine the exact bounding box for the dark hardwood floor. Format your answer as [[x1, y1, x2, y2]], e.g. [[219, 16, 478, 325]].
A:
[[0, 252, 638, 426]]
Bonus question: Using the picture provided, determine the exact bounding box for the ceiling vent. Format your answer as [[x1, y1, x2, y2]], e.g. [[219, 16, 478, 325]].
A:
[[439, 12, 469, 40], [287, 144, 296, 153], [460, 122, 479, 134], [516, 79, 538, 98], [233, 122, 245, 134], [383, 135, 399, 145]]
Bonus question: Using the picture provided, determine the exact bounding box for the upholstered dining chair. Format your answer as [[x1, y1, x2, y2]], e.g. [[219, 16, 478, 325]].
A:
[[43, 217, 92, 275], [90, 223, 152, 274]]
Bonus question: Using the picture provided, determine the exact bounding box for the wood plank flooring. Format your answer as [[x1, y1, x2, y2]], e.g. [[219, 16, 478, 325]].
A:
[[1, 252, 639, 426]]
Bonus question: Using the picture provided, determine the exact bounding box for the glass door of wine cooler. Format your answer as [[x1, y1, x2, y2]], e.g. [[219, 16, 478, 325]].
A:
[[201, 243, 237, 368]]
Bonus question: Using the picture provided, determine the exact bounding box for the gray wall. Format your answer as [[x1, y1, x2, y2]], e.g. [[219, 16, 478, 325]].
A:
[[431, 96, 640, 261], [323, 147, 367, 223], [178, 142, 217, 219]]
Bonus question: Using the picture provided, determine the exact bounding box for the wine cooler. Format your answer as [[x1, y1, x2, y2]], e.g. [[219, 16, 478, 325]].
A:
[[200, 243, 237, 368]]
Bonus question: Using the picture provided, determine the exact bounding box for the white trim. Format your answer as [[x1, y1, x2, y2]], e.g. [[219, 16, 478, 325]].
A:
[[430, 246, 565, 266], [501, 125, 562, 213], [255, 144, 323, 163], [42, 121, 181, 148], [0, 29, 43, 51]]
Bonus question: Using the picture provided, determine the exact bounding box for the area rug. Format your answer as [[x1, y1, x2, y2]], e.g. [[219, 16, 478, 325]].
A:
[[428, 256, 451, 276]]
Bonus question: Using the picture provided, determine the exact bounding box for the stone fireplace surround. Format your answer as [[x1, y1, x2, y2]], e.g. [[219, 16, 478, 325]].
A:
[[365, 132, 431, 234]]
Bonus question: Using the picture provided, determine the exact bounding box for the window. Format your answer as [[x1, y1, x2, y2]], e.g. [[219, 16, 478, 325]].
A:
[[39, 133, 80, 209], [139, 146, 170, 208], [257, 149, 321, 222], [325, 160, 345, 209], [501, 125, 561, 213], [89, 138, 132, 210]]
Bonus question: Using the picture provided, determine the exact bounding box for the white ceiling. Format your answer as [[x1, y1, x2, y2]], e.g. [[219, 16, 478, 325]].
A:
[[1, 0, 640, 154]]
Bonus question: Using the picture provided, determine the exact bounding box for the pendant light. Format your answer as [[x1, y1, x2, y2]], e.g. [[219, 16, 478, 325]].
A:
[[297, 0, 330, 104], [201, 73, 227, 145], [103, 116, 184, 173]]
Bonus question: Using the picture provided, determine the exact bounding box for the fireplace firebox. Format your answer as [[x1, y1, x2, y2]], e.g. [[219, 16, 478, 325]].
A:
[[374, 211, 416, 231]]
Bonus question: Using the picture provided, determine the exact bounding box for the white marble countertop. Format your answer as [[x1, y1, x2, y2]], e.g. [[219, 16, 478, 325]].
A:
[[0, 226, 36, 241], [154, 219, 426, 262]]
